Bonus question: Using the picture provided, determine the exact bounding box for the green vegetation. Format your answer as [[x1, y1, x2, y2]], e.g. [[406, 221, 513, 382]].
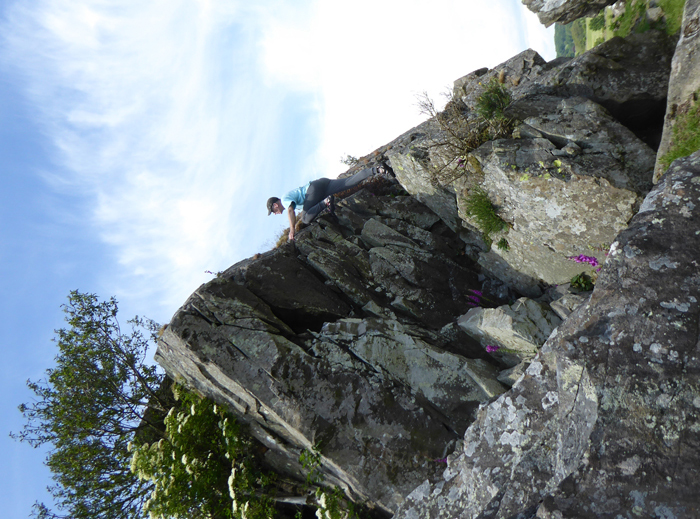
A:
[[658, 95, 700, 172], [298, 445, 363, 519], [340, 154, 360, 166], [554, 23, 575, 57], [13, 291, 166, 519], [571, 272, 594, 291], [589, 12, 605, 31], [417, 79, 514, 186], [13, 291, 287, 519], [556, 0, 686, 56], [496, 237, 510, 251], [463, 187, 508, 247], [299, 444, 324, 486], [611, 0, 648, 38], [130, 384, 275, 519], [658, 0, 686, 35], [475, 78, 512, 121], [570, 19, 587, 54]]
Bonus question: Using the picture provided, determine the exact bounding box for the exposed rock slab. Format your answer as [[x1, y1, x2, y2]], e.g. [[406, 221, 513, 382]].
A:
[[457, 297, 562, 365], [522, 0, 616, 27], [389, 34, 671, 297], [394, 150, 700, 519]]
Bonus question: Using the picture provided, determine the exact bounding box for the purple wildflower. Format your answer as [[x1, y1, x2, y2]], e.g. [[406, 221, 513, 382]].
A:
[[433, 457, 448, 463], [567, 254, 599, 267], [467, 295, 482, 303], [470, 290, 483, 296], [486, 345, 500, 353]]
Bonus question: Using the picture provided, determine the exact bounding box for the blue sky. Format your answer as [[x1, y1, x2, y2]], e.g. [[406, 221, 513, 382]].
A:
[[0, 0, 554, 516]]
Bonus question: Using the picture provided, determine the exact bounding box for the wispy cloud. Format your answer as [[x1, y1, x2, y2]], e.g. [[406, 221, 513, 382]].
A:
[[2, 0, 553, 319], [3, 0, 295, 314]]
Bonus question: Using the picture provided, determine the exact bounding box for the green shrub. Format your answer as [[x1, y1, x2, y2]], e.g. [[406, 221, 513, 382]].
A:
[[589, 13, 605, 31], [475, 78, 512, 121], [464, 187, 508, 246], [496, 237, 510, 251], [416, 80, 513, 187]]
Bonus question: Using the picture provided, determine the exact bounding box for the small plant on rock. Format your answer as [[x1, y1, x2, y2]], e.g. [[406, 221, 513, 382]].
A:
[[475, 78, 512, 122], [496, 237, 510, 251], [570, 272, 594, 291], [463, 187, 509, 247], [415, 83, 514, 186], [340, 154, 359, 166]]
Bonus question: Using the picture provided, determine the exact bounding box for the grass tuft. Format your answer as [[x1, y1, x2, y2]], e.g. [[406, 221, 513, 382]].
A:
[[659, 95, 700, 172], [475, 78, 512, 121], [464, 187, 508, 246]]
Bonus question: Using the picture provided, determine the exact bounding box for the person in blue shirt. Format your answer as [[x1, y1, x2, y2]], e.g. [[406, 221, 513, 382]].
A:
[[267, 164, 388, 240]]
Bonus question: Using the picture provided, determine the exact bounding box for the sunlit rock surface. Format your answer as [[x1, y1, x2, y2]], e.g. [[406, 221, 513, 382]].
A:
[[156, 23, 700, 517]]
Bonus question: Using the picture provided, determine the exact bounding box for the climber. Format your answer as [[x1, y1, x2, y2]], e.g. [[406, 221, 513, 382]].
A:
[[266, 164, 390, 241]]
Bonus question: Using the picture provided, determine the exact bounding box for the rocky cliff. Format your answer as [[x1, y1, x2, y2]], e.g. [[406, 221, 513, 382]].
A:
[[156, 3, 700, 517]]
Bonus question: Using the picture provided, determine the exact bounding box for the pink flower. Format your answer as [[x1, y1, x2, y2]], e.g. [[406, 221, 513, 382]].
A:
[[567, 254, 599, 267], [486, 345, 500, 353]]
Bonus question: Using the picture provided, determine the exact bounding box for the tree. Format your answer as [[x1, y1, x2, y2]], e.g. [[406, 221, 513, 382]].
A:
[[13, 291, 168, 519]]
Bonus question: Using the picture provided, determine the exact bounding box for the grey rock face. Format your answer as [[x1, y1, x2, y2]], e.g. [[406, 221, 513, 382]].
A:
[[457, 297, 562, 365], [655, 0, 700, 182], [457, 32, 674, 120], [522, 0, 617, 27], [393, 151, 700, 519], [156, 181, 511, 514], [457, 94, 655, 293], [388, 33, 672, 297]]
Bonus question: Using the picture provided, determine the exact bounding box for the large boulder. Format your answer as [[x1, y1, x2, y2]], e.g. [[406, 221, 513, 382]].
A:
[[458, 297, 562, 364], [454, 32, 675, 149], [457, 94, 656, 294], [522, 0, 617, 27], [393, 150, 700, 519], [156, 180, 511, 514]]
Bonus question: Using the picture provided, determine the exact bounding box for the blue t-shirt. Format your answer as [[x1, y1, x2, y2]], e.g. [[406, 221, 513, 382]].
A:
[[282, 181, 310, 212]]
